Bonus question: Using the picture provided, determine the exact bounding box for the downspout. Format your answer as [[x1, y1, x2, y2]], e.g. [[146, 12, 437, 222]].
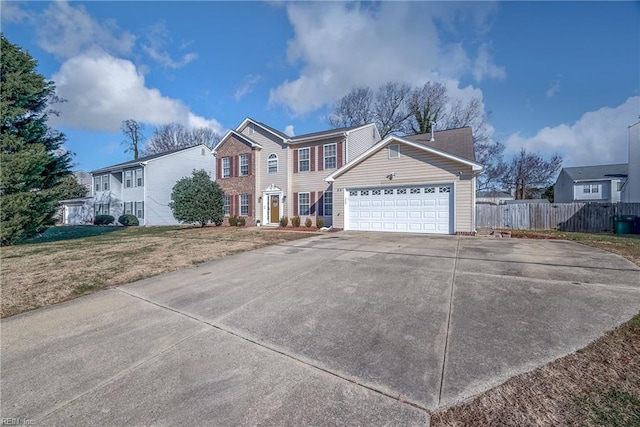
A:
[[141, 162, 148, 226]]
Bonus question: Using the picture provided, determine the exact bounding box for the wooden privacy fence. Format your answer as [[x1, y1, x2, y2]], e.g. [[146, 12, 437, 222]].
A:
[[476, 202, 640, 232]]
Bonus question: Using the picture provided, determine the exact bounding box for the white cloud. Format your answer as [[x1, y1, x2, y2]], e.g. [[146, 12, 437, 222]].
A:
[[50, 52, 222, 134], [141, 22, 198, 70], [546, 77, 561, 99], [37, 0, 135, 59], [504, 96, 640, 166], [284, 125, 295, 137], [0, 0, 29, 24], [234, 74, 262, 101], [269, 2, 501, 116], [472, 43, 506, 82]]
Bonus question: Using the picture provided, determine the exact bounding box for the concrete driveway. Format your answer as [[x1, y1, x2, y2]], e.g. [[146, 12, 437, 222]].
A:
[[2, 232, 640, 425]]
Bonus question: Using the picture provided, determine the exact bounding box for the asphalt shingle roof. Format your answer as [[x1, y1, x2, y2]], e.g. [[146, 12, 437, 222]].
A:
[[90, 145, 202, 174], [562, 163, 628, 181], [403, 127, 476, 162]]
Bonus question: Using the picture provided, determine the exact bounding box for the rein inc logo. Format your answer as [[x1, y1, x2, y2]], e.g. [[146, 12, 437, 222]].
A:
[[1, 419, 35, 426]]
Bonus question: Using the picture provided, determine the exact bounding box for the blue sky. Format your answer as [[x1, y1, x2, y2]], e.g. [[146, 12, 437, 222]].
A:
[[2, 1, 638, 172]]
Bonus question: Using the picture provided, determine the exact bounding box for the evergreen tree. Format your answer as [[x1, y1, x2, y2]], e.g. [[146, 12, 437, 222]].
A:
[[1, 34, 72, 245], [169, 170, 223, 227]]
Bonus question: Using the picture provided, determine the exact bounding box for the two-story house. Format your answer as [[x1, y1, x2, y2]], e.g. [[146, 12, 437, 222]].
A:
[[90, 145, 214, 225], [213, 118, 380, 226], [554, 163, 628, 203]]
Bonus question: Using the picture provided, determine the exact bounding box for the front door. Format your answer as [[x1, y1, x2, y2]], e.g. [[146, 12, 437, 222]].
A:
[[270, 195, 280, 223]]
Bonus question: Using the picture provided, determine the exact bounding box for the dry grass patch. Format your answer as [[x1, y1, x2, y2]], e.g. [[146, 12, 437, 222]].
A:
[[432, 231, 640, 426], [1, 226, 318, 318]]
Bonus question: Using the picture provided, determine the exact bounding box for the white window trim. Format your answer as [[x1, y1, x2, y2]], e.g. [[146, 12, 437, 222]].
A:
[[298, 192, 310, 216], [298, 148, 310, 172], [389, 144, 400, 159], [135, 168, 143, 187], [222, 157, 231, 178], [323, 191, 333, 216], [124, 170, 132, 188], [223, 195, 231, 217], [135, 201, 144, 219], [267, 153, 278, 174], [239, 154, 249, 176], [324, 143, 337, 169], [240, 194, 249, 216]]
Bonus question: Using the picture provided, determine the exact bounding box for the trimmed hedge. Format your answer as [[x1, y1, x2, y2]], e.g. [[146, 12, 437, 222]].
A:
[[118, 214, 139, 226], [94, 215, 115, 225]]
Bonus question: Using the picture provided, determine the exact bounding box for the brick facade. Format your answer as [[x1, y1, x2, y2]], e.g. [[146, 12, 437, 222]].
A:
[[216, 135, 256, 225]]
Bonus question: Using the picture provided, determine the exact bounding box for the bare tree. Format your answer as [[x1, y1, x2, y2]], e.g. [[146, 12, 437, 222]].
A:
[[328, 87, 374, 129], [374, 82, 412, 138], [501, 148, 562, 199], [144, 123, 221, 155], [407, 81, 448, 134], [121, 119, 145, 160]]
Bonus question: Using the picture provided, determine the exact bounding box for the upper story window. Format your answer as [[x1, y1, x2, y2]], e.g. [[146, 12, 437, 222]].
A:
[[389, 144, 400, 159], [95, 174, 110, 192], [298, 148, 310, 172], [125, 168, 144, 188], [324, 143, 337, 169], [239, 154, 249, 176], [135, 168, 143, 187], [222, 157, 231, 178], [268, 153, 278, 174]]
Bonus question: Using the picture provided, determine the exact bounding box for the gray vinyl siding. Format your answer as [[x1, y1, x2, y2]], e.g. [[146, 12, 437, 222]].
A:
[[255, 138, 289, 224], [239, 124, 284, 147], [145, 145, 215, 225], [345, 124, 380, 162], [331, 141, 475, 232], [553, 170, 574, 203], [626, 121, 640, 202]]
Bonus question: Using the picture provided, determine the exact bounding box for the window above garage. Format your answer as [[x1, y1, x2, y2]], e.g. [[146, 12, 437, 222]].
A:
[[388, 144, 400, 159]]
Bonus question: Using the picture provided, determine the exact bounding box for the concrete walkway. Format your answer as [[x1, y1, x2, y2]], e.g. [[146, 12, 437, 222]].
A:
[[2, 233, 639, 425]]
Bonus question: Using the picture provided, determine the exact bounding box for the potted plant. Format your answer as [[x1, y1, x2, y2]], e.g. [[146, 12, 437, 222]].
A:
[[256, 219, 261, 227]]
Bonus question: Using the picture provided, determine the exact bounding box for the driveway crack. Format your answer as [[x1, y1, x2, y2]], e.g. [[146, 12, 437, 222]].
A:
[[437, 237, 459, 406]]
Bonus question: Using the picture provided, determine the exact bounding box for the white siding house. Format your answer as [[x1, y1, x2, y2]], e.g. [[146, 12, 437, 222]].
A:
[[624, 121, 640, 202], [91, 145, 214, 225]]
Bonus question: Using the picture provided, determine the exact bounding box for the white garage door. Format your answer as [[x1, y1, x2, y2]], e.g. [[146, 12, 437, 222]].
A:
[[346, 185, 453, 234]]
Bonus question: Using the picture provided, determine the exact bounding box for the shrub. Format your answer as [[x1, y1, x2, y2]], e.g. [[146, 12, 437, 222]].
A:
[[118, 214, 139, 226], [169, 169, 223, 227], [237, 217, 246, 227], [316, 217, 325, 229], [213, 217, 223, 226], [291, 216, 301, 227], [229, 215, 238, 227], [279, 216, 289, 227], [305, 217, 312, 228], [94, 215, 115, 225]]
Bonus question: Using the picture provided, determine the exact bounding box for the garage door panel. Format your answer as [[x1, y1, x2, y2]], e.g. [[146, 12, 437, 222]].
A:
[[347, 185, 452, 234]]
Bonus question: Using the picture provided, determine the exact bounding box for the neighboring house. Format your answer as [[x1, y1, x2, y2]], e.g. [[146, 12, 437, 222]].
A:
[[59, 197, 93, 225], [212, 118, 381, 227], [554, 163, 628, 203], [476, 190, 514, 205], [325, 127, 483, 235], [73, 171, 93, 193], [504, 199, 550, 205], [624, 121, 640, 202], [90, 145, 214, 225]]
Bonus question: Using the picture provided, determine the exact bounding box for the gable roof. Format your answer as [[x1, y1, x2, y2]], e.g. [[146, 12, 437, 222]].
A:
[[235, 117, 379, 145], [402, 127, 475, 162], [212, 129, 263, 153], [325, 133, 482, 182], [90, 145, 207, 174], [562, 163, 628, 181]]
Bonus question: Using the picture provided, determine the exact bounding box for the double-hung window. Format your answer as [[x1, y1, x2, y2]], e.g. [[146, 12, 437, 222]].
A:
[[591, 184, 599, 194], [239, 154, 249, 176], [135, 168, 143, 187], [298, 148, 310, 172], [323, 191, 333, 216], [94, 176, 101, 192], [240, 194, 249, 216], [298, 193, 310, 216], [583, 184, 591, 194], [222, 157, 231, 178], [135, 201, 144, 219], [223, 195, 230, 217], [125, 170, 132, 188], [101, 175, 110, 191], [124, 202, 133, 215], [324, 144, 337, 169], [389, 144, 400, 159], [268, 153, 278, 174]]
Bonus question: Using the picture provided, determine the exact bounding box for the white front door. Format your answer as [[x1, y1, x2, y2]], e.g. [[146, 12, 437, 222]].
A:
[[346, 185, 453, 234]]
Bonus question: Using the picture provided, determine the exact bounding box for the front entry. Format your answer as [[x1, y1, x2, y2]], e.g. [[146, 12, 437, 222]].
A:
[[269, 195, 280, 223]]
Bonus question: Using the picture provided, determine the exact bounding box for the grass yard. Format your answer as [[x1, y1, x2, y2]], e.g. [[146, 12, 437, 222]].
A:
[[1, 226, 318, 318], [432, 230, 640, 426]]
